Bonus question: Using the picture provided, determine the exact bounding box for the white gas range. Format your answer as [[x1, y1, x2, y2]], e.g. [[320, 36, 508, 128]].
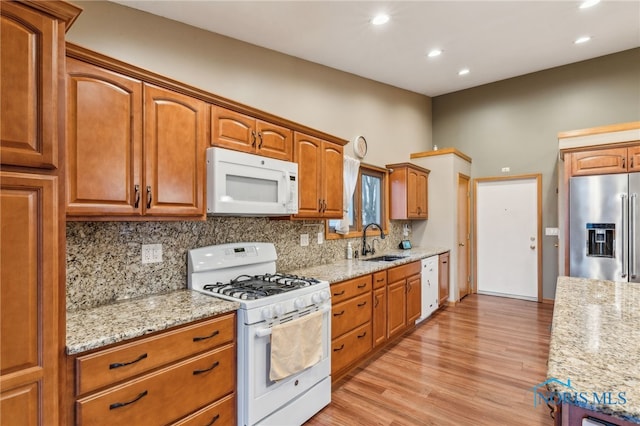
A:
[[188, 242, 331, 426]]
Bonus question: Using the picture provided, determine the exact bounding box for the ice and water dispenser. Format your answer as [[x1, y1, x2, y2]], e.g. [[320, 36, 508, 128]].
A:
[[586, 223, 615, 257]]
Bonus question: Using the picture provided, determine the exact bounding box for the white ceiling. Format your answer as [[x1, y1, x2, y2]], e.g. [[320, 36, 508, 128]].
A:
[[111, 1, 640, 97]]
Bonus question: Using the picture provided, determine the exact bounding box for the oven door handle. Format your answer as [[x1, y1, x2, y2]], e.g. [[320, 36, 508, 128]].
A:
[[255, 305, 330, 337]]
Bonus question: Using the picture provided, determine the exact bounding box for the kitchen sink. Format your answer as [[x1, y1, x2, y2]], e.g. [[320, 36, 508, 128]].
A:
[[363, 255, 408, 262]]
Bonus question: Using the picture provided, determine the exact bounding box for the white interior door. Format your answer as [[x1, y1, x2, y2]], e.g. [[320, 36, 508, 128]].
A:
[[475, 175, 541, 301]]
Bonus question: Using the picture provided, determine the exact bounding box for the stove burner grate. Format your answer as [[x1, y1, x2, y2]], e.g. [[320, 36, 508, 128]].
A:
[[202, 273, 322, 300]]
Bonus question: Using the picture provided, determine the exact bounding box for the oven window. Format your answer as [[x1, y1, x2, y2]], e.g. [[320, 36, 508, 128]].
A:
[[227, 175, 278, 202]]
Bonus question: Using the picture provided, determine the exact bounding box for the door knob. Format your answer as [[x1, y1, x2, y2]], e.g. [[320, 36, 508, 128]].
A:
[[458, 242, 465, 247], [530, 245, 536, 250]]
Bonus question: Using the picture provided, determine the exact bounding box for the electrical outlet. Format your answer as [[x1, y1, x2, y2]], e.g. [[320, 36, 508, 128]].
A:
[[317, 232, 324, 244], [300, 234, 309, 247], [501, 167, 510, 173], [142, 243, 163, 263]]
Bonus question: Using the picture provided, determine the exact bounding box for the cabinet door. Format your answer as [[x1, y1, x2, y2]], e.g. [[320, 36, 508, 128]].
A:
[[210, 106, 255, 154], [1, 172, 59, 425], [372, 286, 387, 348], [66, 59, 143, 216], [256, 120, 293, 161], [406, 273, 422, 324], [321, 142, 344, 218], [628, 146, 640, 172], [570, 147, 627, 176], [387, 279, 406, 338], [415, 170, 429, 219], [439, 252, 450, 306], [1, 2, 59, 169], [294, 133, 322, 217], [407, 168, 420, 218], [144, 84, 207, 217]]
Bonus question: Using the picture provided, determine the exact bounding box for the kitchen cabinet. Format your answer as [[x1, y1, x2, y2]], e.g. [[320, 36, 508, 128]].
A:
[[372, 271, 388, 348], [386, 163, 430, 220], [387, 261, 421, 338], [330, 275, 372, 380], [211, 105, 293, 161], [0, 2, 80, 425], [439, 251, 450, 306], [1, 1, 78, 168], [66, 56, 207, 219], [68, 313, 236, 426], [569, 145, 640, 176], [294, 132, 343, 219]]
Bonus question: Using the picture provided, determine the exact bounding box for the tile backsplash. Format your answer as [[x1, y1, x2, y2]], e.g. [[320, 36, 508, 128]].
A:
[[66, 217, 405, 311]]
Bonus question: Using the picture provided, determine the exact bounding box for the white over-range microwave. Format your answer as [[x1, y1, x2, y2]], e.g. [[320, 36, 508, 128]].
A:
[[207, 147, 299, 216]]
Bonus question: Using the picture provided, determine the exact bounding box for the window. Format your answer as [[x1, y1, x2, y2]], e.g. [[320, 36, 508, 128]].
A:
[[327, 164, 388, 238]]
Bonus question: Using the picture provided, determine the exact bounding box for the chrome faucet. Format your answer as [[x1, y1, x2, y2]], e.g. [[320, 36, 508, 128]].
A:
[[362, 223, 385, 256]]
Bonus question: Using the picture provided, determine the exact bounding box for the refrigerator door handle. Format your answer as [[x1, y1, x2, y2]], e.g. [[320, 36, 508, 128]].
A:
[[632, 193, 637, 279], [622, 194, 629, 278]]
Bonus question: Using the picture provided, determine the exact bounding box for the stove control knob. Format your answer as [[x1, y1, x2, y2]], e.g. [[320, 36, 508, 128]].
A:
[[261, 307, 274, 320], [311, 293, 323, 304], [320, 290, 330, 301], [294, 297, 306, 309], [273, 304, 284, 317]]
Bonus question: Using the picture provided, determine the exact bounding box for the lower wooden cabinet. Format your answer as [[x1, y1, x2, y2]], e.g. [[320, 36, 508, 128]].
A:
[[331, 261, 423, 382], [330, 275, 372, 379], [372, 271, 388, 348], [439, 252, 450, 306], [67, 313, 236, 425]]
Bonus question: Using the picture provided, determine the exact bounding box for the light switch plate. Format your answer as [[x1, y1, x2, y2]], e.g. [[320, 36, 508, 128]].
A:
[[317, 232, 324, 244], [300, 234, 309, 247], [545, 227, 559, 236]]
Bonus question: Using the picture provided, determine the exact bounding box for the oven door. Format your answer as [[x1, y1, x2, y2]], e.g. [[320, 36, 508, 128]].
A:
[[237, 306, 331, 426]]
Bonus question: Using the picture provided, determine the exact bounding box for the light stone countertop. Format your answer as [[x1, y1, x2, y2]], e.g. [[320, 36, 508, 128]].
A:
[[66, 246, 448, 355], [66, 290, 240, 355], [285, 246, 449, 283], [547, 276, 640, 423]]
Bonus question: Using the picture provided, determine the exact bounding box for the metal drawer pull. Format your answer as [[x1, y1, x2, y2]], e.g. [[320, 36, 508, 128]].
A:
[[134, 184, 140, 208], [109, 353, 148, 369], [333, 310, 345, 317], [193, 361, 220, 375], [333, 344, 344, 352], [109, 390, 148, 410], [357, 283, 367, 288], [357, 301, 367, 307], [376, 278, 385, 282], [357, 331, 367, 339], [333, 290, 345, 296], [193, 330, 219, 342], [374, 295, 379, 308], [146, 185, 152, 209], [205, 414, 220, 426]]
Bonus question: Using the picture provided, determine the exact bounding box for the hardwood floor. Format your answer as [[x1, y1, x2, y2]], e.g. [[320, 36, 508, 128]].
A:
[[306, 294, 555, 426]]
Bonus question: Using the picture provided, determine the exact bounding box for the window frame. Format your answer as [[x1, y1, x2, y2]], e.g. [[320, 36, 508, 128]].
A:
[[326, 163, 389, 240]]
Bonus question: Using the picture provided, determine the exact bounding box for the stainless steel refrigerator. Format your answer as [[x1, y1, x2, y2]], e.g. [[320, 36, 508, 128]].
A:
[[570, 173, 640, 282]]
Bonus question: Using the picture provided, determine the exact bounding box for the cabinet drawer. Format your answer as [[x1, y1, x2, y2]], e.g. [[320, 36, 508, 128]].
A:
[[372, 271, 387, 289], [76, 344, 235, 426], [331, 292, 371, 337], [77, 314, 235, 395], [331, 322, 371, 376], [172, 393, 235, 426], [330, 275, 371, 304], [387, 261, 420, 283]]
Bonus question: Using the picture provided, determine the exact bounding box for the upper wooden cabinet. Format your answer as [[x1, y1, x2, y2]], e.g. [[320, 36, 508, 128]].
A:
[[386, 163, 430, 220], [1, 2, 63, 168], [569, 145, 640, 176], [294, 132, 343, 219], [66, 58, 207, 219], [211, 106, 293, 161]]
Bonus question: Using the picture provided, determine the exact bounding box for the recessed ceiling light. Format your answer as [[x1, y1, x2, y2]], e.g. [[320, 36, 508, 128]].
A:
[[371, 13, 390, 26], [427, 49, 443, 58], [458, 68, 470, 76], [579, 0, 600, 9], [575, 36, 591, 44]]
